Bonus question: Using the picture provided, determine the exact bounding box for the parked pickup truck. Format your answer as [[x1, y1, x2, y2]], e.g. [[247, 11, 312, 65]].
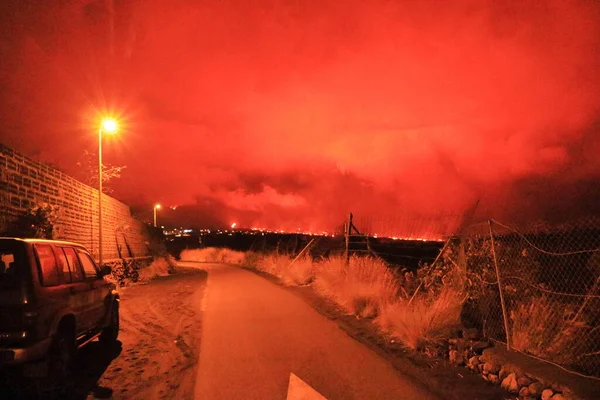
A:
[[0, 238, 119, 377]]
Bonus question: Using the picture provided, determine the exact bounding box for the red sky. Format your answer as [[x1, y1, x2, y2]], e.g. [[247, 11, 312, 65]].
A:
[[1, 0, 599, 231]]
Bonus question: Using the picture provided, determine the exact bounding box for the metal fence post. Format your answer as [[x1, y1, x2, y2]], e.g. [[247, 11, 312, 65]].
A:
[[488, 220, 511, 350], [345, 213, 353, 265]]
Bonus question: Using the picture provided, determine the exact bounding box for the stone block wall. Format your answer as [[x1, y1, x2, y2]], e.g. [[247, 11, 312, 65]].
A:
[[0, 143, 149, 261]]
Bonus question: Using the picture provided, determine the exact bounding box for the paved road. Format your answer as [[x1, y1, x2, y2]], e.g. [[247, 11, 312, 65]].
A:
[[186, 262, 439, 400]]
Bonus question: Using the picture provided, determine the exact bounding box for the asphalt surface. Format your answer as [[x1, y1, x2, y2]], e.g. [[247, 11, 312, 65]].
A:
[[187, 262, 439, 400]]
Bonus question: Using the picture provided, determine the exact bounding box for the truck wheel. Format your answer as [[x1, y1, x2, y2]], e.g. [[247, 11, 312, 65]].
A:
[[100, 302, 119, 344], [49, 326, 76, 377]]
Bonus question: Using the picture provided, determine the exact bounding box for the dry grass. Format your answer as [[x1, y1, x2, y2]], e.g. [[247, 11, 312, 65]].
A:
[[241, 251, 262, 269], [285, 256, 314, 286], [250, 253, 399, 316], [217, 247, 469, 350], [375, 285, 465, 349], [313, 255, 399, 318], [255, 253, 314, 286], [179, 247, 246, 264], [138, 256, 174, 282], [510, 296, 588, 365]]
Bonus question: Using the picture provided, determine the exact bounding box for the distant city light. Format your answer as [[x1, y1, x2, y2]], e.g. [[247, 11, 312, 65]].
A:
[[160, 225, 442, 243]]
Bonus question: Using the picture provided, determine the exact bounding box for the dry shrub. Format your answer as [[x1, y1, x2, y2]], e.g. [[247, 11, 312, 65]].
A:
[[313, 255, 399, 318], [311, 255, 346, 297], [252, 253, 315, 286], [179, 248, 219, 262], [243, 250, 468, 350], [138, 256, 173, 282], [255, 253, 288, 276], [284, 256, 314, 286], [375, 285, 465, 349], [105, 258, 147, 287], [221, 249, 246, 264], [510, 296, 589, 365], [179, 247, 246, 264], [242, 251, 262, 269]]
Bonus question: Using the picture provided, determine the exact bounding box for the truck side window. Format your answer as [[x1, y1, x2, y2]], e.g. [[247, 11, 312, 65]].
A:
[[77, 250, 99, 279], [34, 244, 60, 286], [55, 247, 72, 283], [62, 247, 84, 282]]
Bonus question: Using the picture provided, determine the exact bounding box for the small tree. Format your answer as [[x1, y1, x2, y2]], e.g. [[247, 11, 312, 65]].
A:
[[2, 203, 60, 239], [75, 150, 126, 194]]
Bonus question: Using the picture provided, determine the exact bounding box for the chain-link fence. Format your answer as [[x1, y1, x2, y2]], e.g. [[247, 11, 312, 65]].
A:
[[442, 219, 600, 378]]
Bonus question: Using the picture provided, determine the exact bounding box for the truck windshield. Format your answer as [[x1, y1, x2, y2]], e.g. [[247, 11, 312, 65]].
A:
[[0, 241, 25, 290]]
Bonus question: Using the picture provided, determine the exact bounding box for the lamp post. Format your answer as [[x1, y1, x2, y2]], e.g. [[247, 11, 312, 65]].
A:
[[154, 204, 161, 227], [98, 118, 118, 265]]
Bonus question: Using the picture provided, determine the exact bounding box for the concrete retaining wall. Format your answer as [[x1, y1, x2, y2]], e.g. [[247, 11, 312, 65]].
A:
[[0, 143, 149, 261]]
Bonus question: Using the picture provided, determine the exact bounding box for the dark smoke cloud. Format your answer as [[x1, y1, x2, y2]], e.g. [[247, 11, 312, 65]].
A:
[[1, 0, 599, 231]]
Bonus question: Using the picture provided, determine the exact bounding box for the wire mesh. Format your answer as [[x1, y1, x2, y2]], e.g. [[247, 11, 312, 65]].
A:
[[429, 223, 505, 341], [446, 219, 600, 377], [489, 219, 600, 377]]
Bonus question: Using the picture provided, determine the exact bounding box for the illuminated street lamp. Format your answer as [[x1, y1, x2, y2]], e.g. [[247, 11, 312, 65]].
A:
[[98, 117, 118, 265], [154, 204, 161, 227]]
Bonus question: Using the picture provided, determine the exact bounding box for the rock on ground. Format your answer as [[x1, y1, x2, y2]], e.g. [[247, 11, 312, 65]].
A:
[[483, 362, 500, 375], [542, 388, 555, 400], [449, 350, 465, 365], [501, 373, 519, 394], [488, 374, 499, 385], [528, 381, 545, 397], [519, 387, 531, 397], [517, 375, 533, 388]]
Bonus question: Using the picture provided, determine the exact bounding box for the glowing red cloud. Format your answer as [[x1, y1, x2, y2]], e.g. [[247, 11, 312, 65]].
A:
[[0, 0, 599, 230]]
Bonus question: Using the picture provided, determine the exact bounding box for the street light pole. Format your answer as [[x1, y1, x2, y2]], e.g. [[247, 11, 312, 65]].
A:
[[154, 204, 161, 227], [97, 118, 118, 265], [98, 126, 104, 265]]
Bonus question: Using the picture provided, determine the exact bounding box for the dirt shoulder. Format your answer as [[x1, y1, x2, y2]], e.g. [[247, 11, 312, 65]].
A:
[[94, 267, 207, 400], [244, 267, 509, 400]]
